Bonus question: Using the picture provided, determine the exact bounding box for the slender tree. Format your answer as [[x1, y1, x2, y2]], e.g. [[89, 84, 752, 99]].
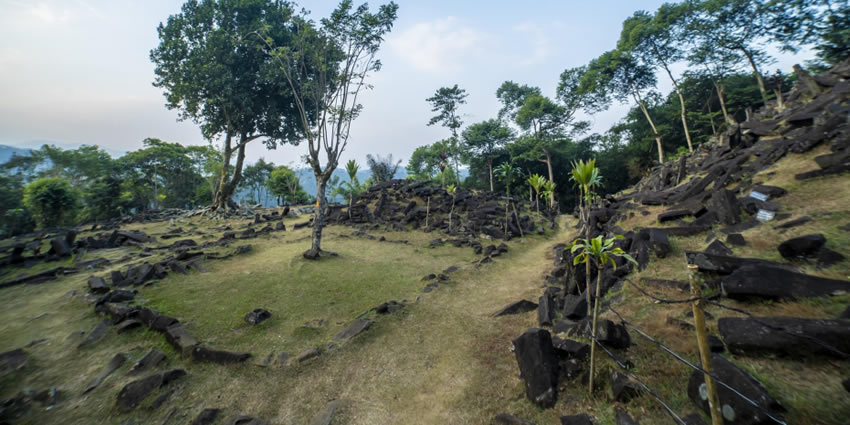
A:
[[426, 85, 468, 184], [495, 162, 521, 235], [570, 159, 602, 309], [262, 0, 399, 259], [526, 174, 546, 213], [618, 6, 694, 152], [462, 119, 514, 191], [446, 183, 457, 233]]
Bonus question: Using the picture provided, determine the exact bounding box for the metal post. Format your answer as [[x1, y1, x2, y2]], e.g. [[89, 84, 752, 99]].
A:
[[689, 264, 723, 425]]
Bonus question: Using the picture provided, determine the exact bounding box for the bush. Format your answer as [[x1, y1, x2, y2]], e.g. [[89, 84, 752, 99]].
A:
[[1, 208, 36, 238], [23, 178, 80, 228]]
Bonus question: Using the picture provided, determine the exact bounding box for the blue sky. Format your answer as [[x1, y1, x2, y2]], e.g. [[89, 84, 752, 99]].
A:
[[0, 0, 812, 166]]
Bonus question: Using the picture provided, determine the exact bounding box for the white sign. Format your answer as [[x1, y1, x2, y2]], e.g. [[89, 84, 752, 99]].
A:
[[749, 191, 768, 201], [756, 209, 775, 221]]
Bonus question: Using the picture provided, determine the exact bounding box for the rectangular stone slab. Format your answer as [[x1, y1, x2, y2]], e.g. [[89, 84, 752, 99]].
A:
[[718, 316, 850, 358]]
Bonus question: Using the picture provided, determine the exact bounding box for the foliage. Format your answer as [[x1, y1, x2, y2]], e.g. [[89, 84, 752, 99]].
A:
[[241, 158, 275, 205], [1, 208, 35, 238], [461, 119, 514, 190], [23, 178, 80, 228], [366, 154, 401, 183], [266, 166, 309, 206]]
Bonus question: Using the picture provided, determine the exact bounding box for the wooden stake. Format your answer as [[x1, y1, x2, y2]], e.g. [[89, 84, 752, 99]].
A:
[[689, 264, 723, 425], [511, 202, 524, 238], [425, 197, 430, 228], [589, 263, 604, 394]]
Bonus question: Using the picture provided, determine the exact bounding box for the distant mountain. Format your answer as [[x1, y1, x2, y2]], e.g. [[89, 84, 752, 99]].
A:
[[0, 145, 32, 163]]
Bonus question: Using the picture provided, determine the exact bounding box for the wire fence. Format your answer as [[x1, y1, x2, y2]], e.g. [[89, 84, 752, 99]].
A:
[[585, 276, 800, 425]]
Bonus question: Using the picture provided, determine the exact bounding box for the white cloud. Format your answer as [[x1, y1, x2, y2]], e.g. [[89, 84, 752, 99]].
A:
[[512, 22, 553, 67], [29, 3, 70, 24], [387, 16, 491, 74]]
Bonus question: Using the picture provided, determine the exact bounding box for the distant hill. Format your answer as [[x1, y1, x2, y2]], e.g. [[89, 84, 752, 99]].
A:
[[0, 145, 32, 163]]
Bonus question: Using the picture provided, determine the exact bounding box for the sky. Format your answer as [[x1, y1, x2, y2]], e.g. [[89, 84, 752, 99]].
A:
[[0, 0, 813, 167]]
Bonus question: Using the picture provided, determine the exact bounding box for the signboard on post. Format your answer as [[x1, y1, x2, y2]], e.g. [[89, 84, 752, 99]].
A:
[[756, 209, 775, 221]]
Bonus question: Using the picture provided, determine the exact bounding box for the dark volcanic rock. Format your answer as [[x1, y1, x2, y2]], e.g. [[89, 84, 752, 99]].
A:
[[682, 414, 708, 425], [190, 408, 222, 425], [551, 337, 590, 359], [87, 276, 110, 293], [777, 234, 826, 259], [648, 228, 670, 258], [84, 353, 126, 393], [752, 184, 787, 198], [334, 318, 373, 341], [710, 189, 742, 225], [688, 354, 782, 425], [722, 264, 850, 299], [225, 415, 269, 425], [192, 346, 251, 364], [773, 216, 812, 230], [565, 318, 631, 349], [244, 308, 272, 325], [562, 295, 588, 320], [130, 348, 166, 375], [560, 414, 593, 425], [78, 320, 110, 348], [726, 233, 747, 246], [164, 324, 198, 356], [718, 316, 850, 358], [611, 371, 642, 403], [658, 209, 691, 222], [686, 251, 788, 275], [492, 300, 538, 317], [705, 240, 733, 256], [116, 369, 185, 412], [817, 248, 846, 267], [538, 294, 556, 327], [512, 328, 559, 408], [494, 413, 535, 425], [615, 409, 640, 425], [0, 348, 27, 377]]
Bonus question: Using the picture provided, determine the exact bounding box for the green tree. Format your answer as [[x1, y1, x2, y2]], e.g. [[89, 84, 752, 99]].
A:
[[23, 178, 80, 228], [618, 5, 695, 152], [150, 0, 303, 210], [569, 234, 636, 394], [263, 0, 399, 259], [407, 144, 443, 181], [581, 49, 665, 163], [84, 176, 127, 221], [426, 84, 468, 184], [332, 160, 367, 218], [266, 166, 308, 206], [461, 119, 514, 191], [495, 81, 541, 122], [526, 173, 546, 213], [241, 158, 276, 205], [446, 183, 457, 232], [768, 0, 850, 67]]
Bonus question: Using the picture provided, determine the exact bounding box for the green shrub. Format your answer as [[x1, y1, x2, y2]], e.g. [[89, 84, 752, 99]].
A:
[[1, 208, 36, 238], [22, 177, 80, 228]]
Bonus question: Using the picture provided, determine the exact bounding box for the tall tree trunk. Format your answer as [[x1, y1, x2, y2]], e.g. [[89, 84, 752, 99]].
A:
[[488, 158, 494, 192], [213, 133, 234, 210], [589, 261, 604, 394], [658, 58, 693, 152], [634, 91, 664, 164], [305, 175, 327, 259], [713, 80, 733, 125], [743, 49, 769, 106], [542, 147, 555, 209]]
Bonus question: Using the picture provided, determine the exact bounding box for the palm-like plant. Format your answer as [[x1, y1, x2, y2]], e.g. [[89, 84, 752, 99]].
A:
[[570, 234, 637, 394], [495, 162, 521, 235], [541, 180, 556, 211], [446, 184, 457, 232], [527, 174, 546, 213], [334, 160, 362, 219], [570, 159, 602, 307]]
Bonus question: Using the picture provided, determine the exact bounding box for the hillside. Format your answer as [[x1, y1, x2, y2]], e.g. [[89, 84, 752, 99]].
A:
[[0, 60, 849, 425]]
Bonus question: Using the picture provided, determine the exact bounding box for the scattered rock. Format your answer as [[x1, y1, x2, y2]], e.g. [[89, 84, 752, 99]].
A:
[[551, 337, 589, 359], [681, 413, 708, 425], [562, 295, 588, 320], [190, 408, 222, 425], [116, 369, 186, 412], [560, 413, 592, 425], [164, 324, 198, 356], [115, 319, 142, 334], [538, 294, 556, 327], [244, 309, 271, 325], [492, 300, 538, 317], [78, 320, 111, 348], [687, 354, 782, 425], [225, 415, 269, 425], [726, 234, 747, 246], [334, 318, 373, 341], [296, 347, 321, 363], [87, 276, 110, 293], [309, 400, 340, 425], [773, 216, 812, 230], [718, 316, 850, 358], [375, 300, 405, 314], [705, 240, 733, 256], [614, 408, 640, 425], [494, 413, 536, 425], [777, 233, 826, 259], [722, 264, 850, 299], [817, 248, 846, 267], [0, 348, 27, 377], [130, 349, 166, 375], [711, 190, 742, 225], [611, 371, 642, 403], [512, 328, 559, 408], [192, 346, 251, 364]]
